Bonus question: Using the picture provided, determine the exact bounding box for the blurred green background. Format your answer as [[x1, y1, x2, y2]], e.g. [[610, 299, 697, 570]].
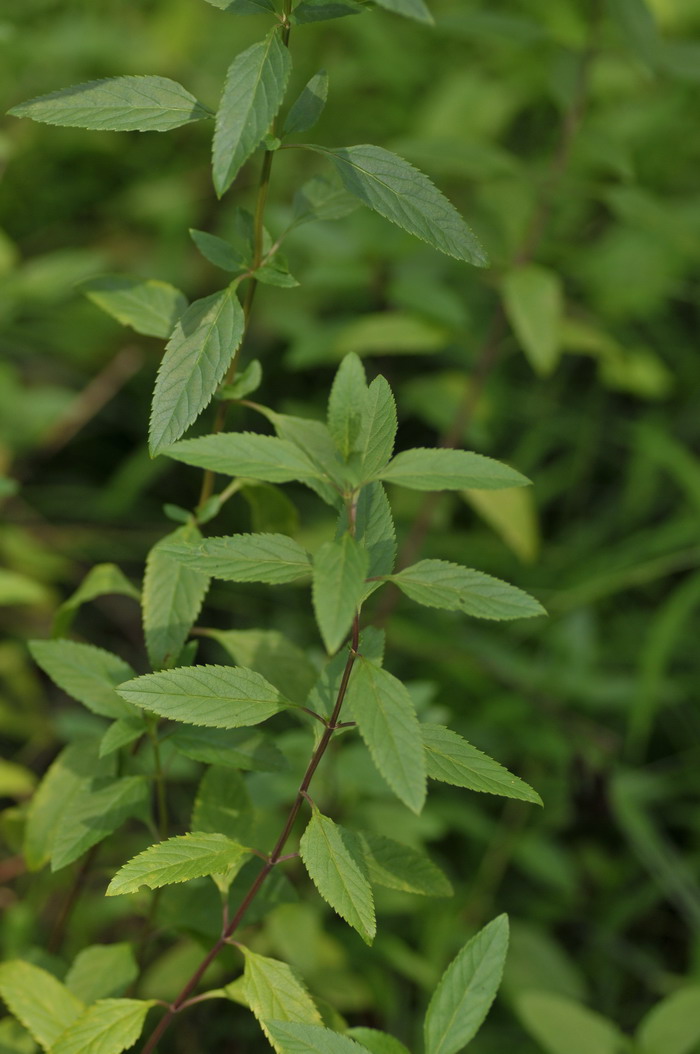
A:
[[1, 0, 700, 1050]]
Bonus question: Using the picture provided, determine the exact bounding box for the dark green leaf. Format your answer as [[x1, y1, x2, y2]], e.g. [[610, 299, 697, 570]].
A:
[[29, 640, 136, 720], [143, 524, 210, 671], [82, 276, 187, 339], [283, 71, 329, 136], [159, 533, 312, 583], [372, 0, 433, 23], [190, 229, 246, 272], [165, 432, 326, 484], [312, 535, 369, 653], [390, 559, 545, 620], [376, 447, 529, 490], [291, 0, 364, 23]]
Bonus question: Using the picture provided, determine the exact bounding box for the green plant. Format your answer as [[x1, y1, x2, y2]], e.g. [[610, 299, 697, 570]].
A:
[[0, 1, 552, 1052]]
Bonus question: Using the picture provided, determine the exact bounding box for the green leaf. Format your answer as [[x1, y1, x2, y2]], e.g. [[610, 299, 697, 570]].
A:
[[51, 776, 150, 871], [171, 726, 286, 771], [65, 945, 138, 1004], [192, 766, 254, 843], [501, 265, 563, 376], [515, 991, 625, 1054], [300, 811, 376, 944], [107, 832, 250, 895], [389, 560, 545, 620], [355, 830, 452, 897], [309, 145, 487, 266], [291, 0, 364, 23], [283, 70, 328, 136], [327, 353, 368, 458], [637, 986, 700, 1054], [99, 715, 147, 758], [0, 570, 50, 608], [204, 628, 317, 703], [357, 377, 397, 480], [159, 533, 311, 584], [165, 432, 326, 485], [263, 412, 349, 502], [254, 258, 299, 288], [462, 486, 539, 564], [608, 0, 661, 67], [372, 0, 433, 24], [0, 961, 84, 1052], [213, 32, 292, 196], [219, 359, 263, 400], [81, 276, 187, 339], [422, 725, 542, 806], [242, 949, 322, 1050], [8, 76, 211, 132], [345, 1029, 411, 1054], [116, 664, 287, 728], [190, 229, 246, 272], [312, 535, 369, 653], [346, 483, 396, 581], [291, 175, 358, 226], [51, 999, 156, 1054], [0, 1018, 36, 1054], [265, 1022, 367, 1054], [28, 640, 136, 719], [424, 915, 509, 1054], [149, 287, 245, 455], [142, 524, 210, 671], [203, 0, 276, 13], [345, 658, 426, 814], [53, 563, 140, 639], [376, 447, 529, 491], [242, 482, 300, 536]]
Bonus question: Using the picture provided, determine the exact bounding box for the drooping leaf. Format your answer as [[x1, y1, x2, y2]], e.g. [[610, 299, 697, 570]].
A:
[[283, 70, 329, 137], [637, 985, 700, 1054], [53, 563, 140, 639], [309, 145, 487, 266], [376, 447, 529, 491], [165, 432, 326, 485], [190, 229, 246, 272], [345, 1029, 411, 1054], [81, 276, 187, 339], [242, 948, 321, 1050], [8, 76, 211, 132], [389, 560, 545, 620], [345, 658, 426, 814], [149, 287, 245, 455], [28, 639, 136, 720], [312, 536, 369, 653], [421, 725, 542, 806], [65, 945, 138, 1004], [355, 830, 452, 897], [117, 664, 287, 727], [51, 776, 150, 871], [213, 32, 292, 196], [107, 832, 250, 895], [372, 0, 433, 24], [515, 991, 626, 1054], [424, 915, 509, 1054], [501, 265, 563, 376], [99, 715, 147, 758], [170, 726, 286, 771], [51, 999, 156, 1054], [300, 811, 376, 944], [265, 1022, 368, 1054], [204, 628, 317, 703], [192, 766, 254, 843], [142, 524, 210, 671], [159, 533, 312, 584], [0, 961, 84, 1052]]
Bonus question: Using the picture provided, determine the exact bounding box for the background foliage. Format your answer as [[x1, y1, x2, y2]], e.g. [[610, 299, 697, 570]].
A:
[[1, 0, 700, 1051]]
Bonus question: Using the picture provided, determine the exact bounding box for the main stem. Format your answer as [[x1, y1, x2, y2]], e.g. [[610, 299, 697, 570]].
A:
[[140, 616, 361, 1054]]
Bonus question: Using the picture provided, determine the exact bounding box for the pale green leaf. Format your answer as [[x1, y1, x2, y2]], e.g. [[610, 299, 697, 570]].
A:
[[424, 915, 509, 1054], [291, 0, 364, 22], [116, 664, 286, 728], [376, 447, 529, 491], [0, 1018, 36, 1054], [242, 949, 321, 1050], [219, 358, 263, 400], [99, 715, 147, 758], [165, 432, 326, 484], [51, 999, 155, 1054], [190, 229, 246, 272], [81, 276, 187, 339], [355, 830, 452, 897], [389, 559, 545, 620], [159, 533, 311, 584], [372, 0, 433, 24], [0, 961, 84, 1052], [422, 725, 542, 806], [265, 1022, 367, 1054], [345, 658, 426, 814], [192, 766, 254, 843], [149, 287, 245, 455], [0, 760, 36, 799], [142, 524, 210, 671], [312, 536, 369, 653], [213, 33, 292, 196], [283, 70, 328, 137], [501, 265, 563, 376], [515, 991, 625, 1054], [107, 832, 250, 895], [334, 312, 448, 358], [28, 639, 135, 720], [463, 487, 539, 564], [327, 353, 368, 458], [637, 986, 700, 1054], [65, 945, 138, 1004], [0, 570, 50, 607], [204, 628, 317, 703], [309, 145, 487, 266], [51, 776, 150, 871], [53, 563, 140, 639], [8, 76, 211, 132], [346, 1029, 411, 1054], [300, 811, 376, 944]]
